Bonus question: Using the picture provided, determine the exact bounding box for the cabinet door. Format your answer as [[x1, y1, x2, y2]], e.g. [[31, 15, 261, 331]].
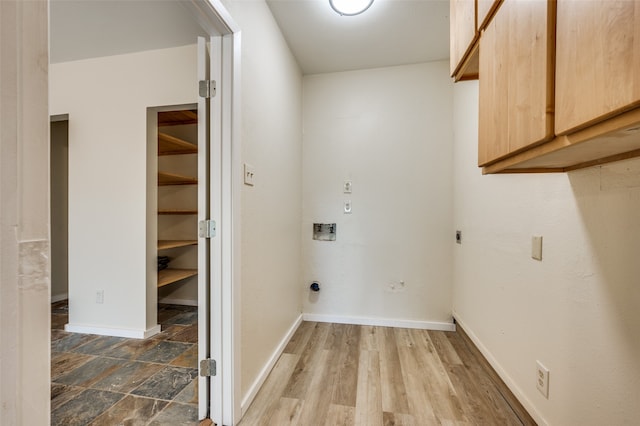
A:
[[450, 0, 476, 77], [477, 0, 501, 30], [555, 0, 640, 135], [478, 0, 555, 166]]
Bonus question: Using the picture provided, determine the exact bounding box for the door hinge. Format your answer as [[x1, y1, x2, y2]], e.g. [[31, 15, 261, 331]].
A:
[[199, 220, 216, 238], [200, 358, 217, 377], [199, 80, 216, 98]]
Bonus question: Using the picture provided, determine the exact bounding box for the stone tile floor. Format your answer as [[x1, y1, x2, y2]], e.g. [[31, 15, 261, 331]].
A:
[[51, 300, 199, 425]]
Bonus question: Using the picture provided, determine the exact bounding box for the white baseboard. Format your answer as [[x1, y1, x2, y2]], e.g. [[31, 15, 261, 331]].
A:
[[452, 311, 547, 426], [51, 293, 68, 303], [302, 313, 456, 332], [64, 323, 162, 339], [240, 314, 303, 416], [158, 297, 198, 306]]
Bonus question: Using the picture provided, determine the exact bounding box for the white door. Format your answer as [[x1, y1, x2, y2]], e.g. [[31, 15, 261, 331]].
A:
[[197, 35, 224, 423]]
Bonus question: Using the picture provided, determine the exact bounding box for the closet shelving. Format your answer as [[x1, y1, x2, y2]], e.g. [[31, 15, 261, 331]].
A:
[[157, 109, 198, 288]]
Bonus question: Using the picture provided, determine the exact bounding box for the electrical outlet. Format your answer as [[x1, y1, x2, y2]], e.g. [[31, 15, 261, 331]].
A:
[[536, 360, 549, 398], [456, 230, 462, 244], [344, 200, 352, 214], [344, 181, 352, 193], [96, 290, 104, 304]]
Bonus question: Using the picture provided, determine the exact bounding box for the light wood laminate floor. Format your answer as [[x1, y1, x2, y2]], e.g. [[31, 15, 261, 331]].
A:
[[240, 322, 535, 426]]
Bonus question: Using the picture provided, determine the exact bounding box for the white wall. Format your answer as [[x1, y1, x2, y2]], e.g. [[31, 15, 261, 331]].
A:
[[50, 45, 197, 334], [0, 0, 50, 423], [301, 62, 454, 327], [452, 81, 640, 425], [221, 0, 304, 407]]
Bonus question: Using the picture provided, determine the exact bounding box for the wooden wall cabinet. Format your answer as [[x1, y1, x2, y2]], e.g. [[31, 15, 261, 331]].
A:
[[450, 0, 479, 81], [457, 0, 640, 173], [478, 0, 555, 166], [555, 0, 640, 135]]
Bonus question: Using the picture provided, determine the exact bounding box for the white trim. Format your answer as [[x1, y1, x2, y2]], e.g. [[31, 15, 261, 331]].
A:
[[240, 314, 303, 416], [158, 297, 198, 307], [51, 293, 68, 303], [302, 313, 456, 332], [64, 323, 161, 339], [452, 311, 548, 426]]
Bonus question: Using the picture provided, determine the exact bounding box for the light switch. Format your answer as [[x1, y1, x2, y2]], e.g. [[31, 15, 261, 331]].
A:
[[532, 236, 543, 261], [244, 163, 255, 186]]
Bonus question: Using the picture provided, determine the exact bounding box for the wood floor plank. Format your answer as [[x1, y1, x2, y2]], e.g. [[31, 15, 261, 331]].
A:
[[359, 325, 381, 351], [382, 411, 416, 426], [266, 397, 304, 425], [282, 322, 330, 400], [297, 349, 337, 425], [283, 321, 315, 355], [379, 327, 410, 414], [331, 324, 360, 408], [354, 350, 383, 426], [428, 330, 463, 366], [239, 353, 300, 425], [452, 327, 536, 426], [325, 404, 355, 426], [444, 331, 523, 425], [396, 345, 439, 425], [409, 329, 467, 424]]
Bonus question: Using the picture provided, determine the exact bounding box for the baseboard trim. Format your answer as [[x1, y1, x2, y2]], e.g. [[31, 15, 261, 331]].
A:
[[51, 293, 68, 303], [240, 314, 303, 416], [452, 311, 546, 426], [64, 323, 161, 339], [158, 297, 198, 307], [302, 313, 456, 332]]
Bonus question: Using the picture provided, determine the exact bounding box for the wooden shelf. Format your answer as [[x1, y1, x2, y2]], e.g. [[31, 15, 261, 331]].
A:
[[158, 132, 197, 156], [158, 110, 197, 126], [158, 240, 197, 250], [158, 209, 197, 215], [158, 268, 198, 288], [158, 171, 197, 186]]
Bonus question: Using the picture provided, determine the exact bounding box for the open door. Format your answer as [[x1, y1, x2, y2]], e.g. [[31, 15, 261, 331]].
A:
[[197, 35, 224, 423]]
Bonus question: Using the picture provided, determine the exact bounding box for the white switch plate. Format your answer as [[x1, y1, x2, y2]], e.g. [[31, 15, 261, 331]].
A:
[[96, 290, 104, 304], [344, 181, 352, 193], [532, 236, 543, 261], [536, 360, 549, 398], [344, 200, 352, 214], [244, 163, 255, 186]]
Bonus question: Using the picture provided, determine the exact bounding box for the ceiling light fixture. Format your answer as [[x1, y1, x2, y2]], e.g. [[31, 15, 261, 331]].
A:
[[329, 0, 374, 16]]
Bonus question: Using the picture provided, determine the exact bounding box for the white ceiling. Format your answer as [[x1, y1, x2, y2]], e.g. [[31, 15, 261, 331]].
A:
[[51, 0, 450, 75], [50, 0, 211, 64], [266, 0, 450, 75]]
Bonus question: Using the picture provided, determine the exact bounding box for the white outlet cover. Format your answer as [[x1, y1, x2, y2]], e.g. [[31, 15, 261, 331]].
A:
[[536, 360, 549, 398], [344, 181, 352, 193], [344, 200, 352, 214]]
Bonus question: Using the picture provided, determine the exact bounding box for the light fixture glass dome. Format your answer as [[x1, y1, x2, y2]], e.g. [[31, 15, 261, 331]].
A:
[[329, 0, 374, 16]]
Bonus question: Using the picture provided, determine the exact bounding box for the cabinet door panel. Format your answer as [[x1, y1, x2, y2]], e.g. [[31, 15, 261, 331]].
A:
[[477, 0, 501, 30], [556, 0, 640, 135], [479, 10, 508, 165], [478, 0, 554, 166], [450, 0, 476, 76]]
